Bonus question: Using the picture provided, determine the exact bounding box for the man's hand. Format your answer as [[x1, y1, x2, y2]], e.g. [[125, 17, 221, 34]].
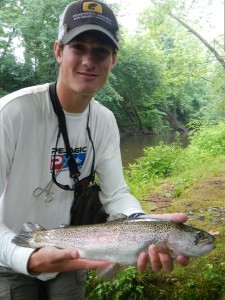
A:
[[137, 213, 189, 273], [28, 246, 110, 274]]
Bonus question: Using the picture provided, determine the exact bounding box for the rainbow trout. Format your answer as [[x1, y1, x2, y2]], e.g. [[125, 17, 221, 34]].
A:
[[12, 216, 215, 271]]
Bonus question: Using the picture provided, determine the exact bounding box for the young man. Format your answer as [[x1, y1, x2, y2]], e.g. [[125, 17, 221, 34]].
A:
[[0, 1, 188, 299]]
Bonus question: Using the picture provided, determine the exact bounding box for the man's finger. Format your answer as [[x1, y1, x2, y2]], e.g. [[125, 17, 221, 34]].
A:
[[148, 213, 188, 223], [148, 246, 163, 272], [137, 252, 149, 272], [158, 253, 173, 272], [176, 255, 189, 267], [70, 259, 111, 270]]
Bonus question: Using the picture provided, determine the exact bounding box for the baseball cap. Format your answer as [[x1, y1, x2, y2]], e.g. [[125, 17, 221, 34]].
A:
[[58, 0, 119, 49]]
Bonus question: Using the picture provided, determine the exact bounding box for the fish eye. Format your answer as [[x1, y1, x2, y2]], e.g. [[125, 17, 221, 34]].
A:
[[194, 231, 205, 244]]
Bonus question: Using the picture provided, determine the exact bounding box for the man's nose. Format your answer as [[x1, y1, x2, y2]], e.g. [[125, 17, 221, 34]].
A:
[[82, 52, 95, 67]]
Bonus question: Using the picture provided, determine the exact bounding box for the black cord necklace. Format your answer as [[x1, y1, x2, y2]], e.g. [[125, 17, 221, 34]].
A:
[[49, 82, 96, 191]]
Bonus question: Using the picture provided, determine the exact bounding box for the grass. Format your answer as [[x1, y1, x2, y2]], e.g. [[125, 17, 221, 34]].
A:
[[86, 124, 225, 299]]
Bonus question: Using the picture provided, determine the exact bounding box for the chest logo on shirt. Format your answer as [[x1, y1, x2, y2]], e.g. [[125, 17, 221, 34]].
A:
[[50, 147, 87, 171]]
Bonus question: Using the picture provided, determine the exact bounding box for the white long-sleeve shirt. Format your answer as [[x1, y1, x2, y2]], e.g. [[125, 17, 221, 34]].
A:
[[0, 83, 143, 279]]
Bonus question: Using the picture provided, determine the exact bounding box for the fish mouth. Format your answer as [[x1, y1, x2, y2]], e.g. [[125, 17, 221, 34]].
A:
[[190, 243, 216, 257], [198, 236, 216, 252], [200, 243, 216, 255], [180, 244, 216, 257]]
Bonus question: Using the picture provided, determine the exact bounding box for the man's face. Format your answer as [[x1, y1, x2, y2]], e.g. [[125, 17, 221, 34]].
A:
[[54, 33, 117, 98]]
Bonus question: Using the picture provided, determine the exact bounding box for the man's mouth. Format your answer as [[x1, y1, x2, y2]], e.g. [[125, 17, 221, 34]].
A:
[[77, 72, 98, 78]]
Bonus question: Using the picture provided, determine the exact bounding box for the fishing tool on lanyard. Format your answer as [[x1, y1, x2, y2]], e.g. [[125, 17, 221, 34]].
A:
[[33, 157, 69, 202]]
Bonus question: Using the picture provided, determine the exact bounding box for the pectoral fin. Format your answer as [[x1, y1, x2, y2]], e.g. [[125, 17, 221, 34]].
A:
[[96, 263, 120, 280]]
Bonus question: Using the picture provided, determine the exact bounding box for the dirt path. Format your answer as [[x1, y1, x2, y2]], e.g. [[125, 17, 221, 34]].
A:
[[144, 170, 225, 228]]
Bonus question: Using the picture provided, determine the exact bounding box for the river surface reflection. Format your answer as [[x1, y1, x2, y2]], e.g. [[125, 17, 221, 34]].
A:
[[120, 132, 188, 167]]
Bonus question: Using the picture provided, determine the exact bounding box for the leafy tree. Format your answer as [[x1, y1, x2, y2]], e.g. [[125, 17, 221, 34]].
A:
[[95, 73, 124, 126], [112, 34, 162, 133], [138, 0, 220, 129], [0, 0, 69, 92]]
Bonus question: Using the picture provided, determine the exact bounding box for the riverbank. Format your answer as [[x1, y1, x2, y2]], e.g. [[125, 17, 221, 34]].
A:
[[87, 124, 225, 299], [137, 156, 225, 299], [142, 156, 225, 225], [87, 158, 225, 299], [86, 158, 225, 299], [120, 132, 189, 166]]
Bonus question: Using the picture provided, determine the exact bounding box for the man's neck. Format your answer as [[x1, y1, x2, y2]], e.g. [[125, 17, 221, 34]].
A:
[[56, 81, 93, 113]]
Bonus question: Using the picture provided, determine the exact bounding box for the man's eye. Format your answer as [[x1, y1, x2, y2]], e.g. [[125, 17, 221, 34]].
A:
[[71, 44, 84, 50], [96, 47, 110, 56]]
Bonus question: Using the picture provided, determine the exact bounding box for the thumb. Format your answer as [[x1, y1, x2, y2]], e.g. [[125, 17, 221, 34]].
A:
[[64, 248, 80, 259], [148, 213, 188, 223], [46, 246, 80, 263]]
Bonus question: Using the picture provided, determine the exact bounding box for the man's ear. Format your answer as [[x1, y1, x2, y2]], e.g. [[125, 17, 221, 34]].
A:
[[111, 61, 117, 69], [54, 41, 63, 65], [111, 52, 118, 69]]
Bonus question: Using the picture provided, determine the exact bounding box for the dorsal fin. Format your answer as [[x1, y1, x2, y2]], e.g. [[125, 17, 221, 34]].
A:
[[107, 213, 127, 222]]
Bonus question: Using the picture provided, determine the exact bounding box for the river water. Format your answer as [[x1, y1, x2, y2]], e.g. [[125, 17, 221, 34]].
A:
[[120, 132, 188, 167]]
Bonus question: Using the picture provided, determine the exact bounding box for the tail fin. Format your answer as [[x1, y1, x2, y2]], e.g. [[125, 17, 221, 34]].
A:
[[12, 222, 45, 248]]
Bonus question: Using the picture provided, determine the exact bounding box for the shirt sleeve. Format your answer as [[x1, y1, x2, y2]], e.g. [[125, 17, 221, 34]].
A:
[[95, 112, 144, 216], [0, 223, 58, 280], [0, 223, 33, 272], [0, 119, 57, 280], [0, 121, 13, 197]]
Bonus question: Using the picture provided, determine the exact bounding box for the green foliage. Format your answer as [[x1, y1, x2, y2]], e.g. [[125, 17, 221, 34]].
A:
[[86, 259, 225, 299], [146, 141, 182, 178], [189, 122, 225, 155], [111, 35, 162, 133], [139, 0, 223, 131], [0, 0, 68, 91], [125, 122, 225, 199], [86, 267, 146, 300], [125, 133, 183, 197], [95, 73, 124, 125]]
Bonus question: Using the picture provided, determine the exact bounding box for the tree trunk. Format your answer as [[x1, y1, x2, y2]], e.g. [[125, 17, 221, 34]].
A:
[[129, 101, 144, 133], [120, 102, 135, 123], [168, 12, 225, 70]]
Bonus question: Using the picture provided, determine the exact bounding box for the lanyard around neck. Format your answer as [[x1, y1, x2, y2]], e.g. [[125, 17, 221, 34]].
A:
[[49, 82, 96, 189]]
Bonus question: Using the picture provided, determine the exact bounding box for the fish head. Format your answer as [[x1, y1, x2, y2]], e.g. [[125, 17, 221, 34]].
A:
[[167, 225, 216, 258]]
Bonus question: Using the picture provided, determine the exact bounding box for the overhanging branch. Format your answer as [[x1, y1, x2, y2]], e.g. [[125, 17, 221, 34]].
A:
[[168, 12, 225, 70]]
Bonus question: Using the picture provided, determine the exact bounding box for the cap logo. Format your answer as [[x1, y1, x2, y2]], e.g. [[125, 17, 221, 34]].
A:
[[64, 24, 69, 33], [83, 2, 102, 13]]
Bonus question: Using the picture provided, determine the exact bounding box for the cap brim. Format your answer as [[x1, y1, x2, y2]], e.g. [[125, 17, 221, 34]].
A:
[[61, 24, 119, 49]]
